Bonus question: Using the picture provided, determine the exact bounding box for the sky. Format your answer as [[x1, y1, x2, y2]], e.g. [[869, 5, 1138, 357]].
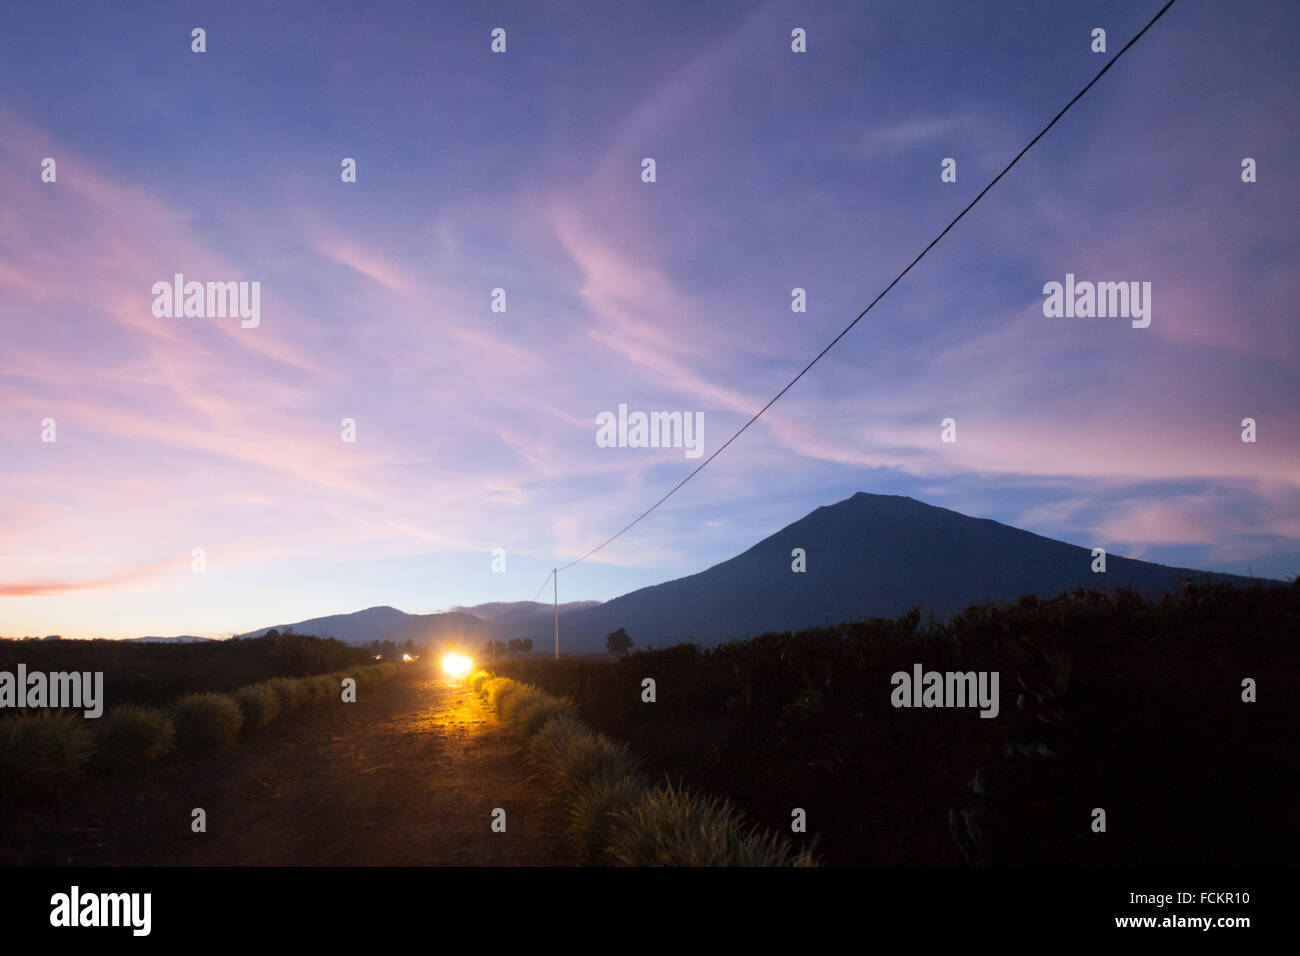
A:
[[1, 0, 1297, 639]]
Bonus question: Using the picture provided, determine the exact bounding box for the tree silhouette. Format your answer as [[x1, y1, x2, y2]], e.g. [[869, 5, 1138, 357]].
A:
[[605, 628, 633, 656]]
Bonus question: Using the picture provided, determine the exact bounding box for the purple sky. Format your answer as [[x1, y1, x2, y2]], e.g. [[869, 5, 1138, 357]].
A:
[[1, 0, 1297, 638]]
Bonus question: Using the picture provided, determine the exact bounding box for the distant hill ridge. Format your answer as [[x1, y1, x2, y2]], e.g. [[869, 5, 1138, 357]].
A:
[[234, 601, 599, 647]]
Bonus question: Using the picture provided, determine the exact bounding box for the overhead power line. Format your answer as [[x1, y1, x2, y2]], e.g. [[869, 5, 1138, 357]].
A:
[[530, 569, 554, 603]]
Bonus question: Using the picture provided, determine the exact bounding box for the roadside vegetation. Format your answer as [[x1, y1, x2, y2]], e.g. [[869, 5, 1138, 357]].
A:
[[474, 673, 815, 866], [491, 579, 1299, 865], [0, 637, 403, 804], [0, 630, 372, 708]]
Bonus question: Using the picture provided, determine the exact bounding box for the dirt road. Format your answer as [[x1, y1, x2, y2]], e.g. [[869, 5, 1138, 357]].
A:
[[2, 673, 572, 866]]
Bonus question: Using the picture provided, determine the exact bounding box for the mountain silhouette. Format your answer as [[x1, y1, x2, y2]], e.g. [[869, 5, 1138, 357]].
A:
[[524, 492, 1278, 652]]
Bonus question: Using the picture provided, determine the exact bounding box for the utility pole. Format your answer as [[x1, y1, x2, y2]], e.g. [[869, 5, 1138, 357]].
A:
[[553, 568, 559, 661]]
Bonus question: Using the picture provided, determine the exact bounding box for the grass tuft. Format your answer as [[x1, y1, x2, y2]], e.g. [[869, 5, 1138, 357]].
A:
[[92, 704, 176, 769], [566, 766, 651, 860], [511, 694, 579, 737], [265, 677, 307, 713], [496, 682, 542, 723], [608, 780, 799, 866], [483, 677, 522, 714], [234, 682, 281, 729], [171, 693, 244, 751], [527, 713, 588, 767], [549, 730, 642, 798], [307, 674, 339, 704], [0, 711, 92, 801]]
